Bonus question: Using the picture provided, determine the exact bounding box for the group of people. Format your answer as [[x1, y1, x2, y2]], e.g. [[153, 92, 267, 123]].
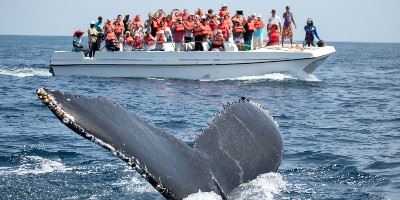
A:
[[73, 5, 322, 57]]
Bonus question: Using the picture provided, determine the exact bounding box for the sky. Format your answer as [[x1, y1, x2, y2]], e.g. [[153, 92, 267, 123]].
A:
[[0, 0, 399, 43]]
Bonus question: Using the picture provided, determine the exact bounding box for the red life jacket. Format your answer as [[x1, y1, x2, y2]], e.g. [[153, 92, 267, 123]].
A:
[[213, 34, 224, 46], [144, 35, 156, 45], [114, 24, 123, 36], [133, 36, 143, 49], [184, 21, 194, 31], [106, 32, 116, 41], [247, 20, 255, 31], [193, 25, 204, 37], [269, 26, 280, 45], [255, 21, 264, 29], [202, 25, 212, 36], [234, 26, 245, 33], [125, 35, 134, 46]]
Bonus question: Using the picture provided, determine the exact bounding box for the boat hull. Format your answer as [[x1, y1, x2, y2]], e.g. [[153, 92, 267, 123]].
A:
[[50, 46, 335, 80]]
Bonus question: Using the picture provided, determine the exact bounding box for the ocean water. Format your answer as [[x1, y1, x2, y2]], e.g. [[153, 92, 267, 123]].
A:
[[0, 35, 399, 199]]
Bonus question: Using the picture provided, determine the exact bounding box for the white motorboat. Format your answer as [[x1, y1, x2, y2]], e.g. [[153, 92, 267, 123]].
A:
[[50, 44, 335, 80]]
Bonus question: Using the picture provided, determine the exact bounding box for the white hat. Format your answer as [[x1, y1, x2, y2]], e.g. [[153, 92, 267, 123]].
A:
[[252, 13, 257, 17], [257, 15, 262, 18], [90, 21, 95, 25], [222, 3, 227, 7]]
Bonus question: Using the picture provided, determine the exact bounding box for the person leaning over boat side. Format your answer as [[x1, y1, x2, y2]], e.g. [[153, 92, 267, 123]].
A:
[[172, 17, 185, 51], [143, 31, 156, 51], [243, 14, 256, 51], [104, 19, 114, 33], [281, 6, 297, 47], [211, 29, 225, 51], [88, 21, 99, 58], [155, 22, 167, 51], [303, 18, 320, 47], [133, 32, 144, 51], [253, 15, 265, 49], [123, 31, 134, 51], [105, 29, 120, 51], [267, 9, 282, 44]]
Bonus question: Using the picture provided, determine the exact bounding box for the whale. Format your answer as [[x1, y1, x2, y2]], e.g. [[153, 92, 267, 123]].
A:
[[36, 87, 283, 200]]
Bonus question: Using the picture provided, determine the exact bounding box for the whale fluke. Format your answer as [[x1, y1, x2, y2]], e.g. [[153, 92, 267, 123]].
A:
[[36, 87, 283, 200]]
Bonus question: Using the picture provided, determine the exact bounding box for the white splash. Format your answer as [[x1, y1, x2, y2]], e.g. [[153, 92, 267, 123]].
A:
[[184, 191, 223, 200], [228, 173, 286, 200], [112, 174, 157, 194], [184, 173, 286, 200], [202, 73, 296, 82], [0, 156, 71, 176], [0, 66, 52, 77], [304, 74, 321, 82]]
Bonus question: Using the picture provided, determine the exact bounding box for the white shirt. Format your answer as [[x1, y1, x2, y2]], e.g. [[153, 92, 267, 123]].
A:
[[268, 15, 281, 26]]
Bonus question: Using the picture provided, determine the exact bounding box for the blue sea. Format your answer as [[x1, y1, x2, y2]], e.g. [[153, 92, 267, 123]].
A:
[[0, 35, 399, 199]]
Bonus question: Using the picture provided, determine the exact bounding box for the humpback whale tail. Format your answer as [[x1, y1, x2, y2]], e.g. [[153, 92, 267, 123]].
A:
[[36, 88, 283, 200]]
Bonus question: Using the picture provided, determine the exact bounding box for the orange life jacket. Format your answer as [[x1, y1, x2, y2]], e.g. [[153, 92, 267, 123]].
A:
[[175, 23, 185, 32], [125, 35, 134, 46], [152, 19, 159, 29], [184, 21, 194, 31], [247, 20, 255, 31], [202, 25, 212, 36], [133, 36, 143, 49], [255, 21, 264, 29], [104, 23, 113, 32], [193, 25, 204, 37], [106, 32, 116, 41], [213, 34, 224, 46], [144, 35, 156, 45], [234, 26, 245, 33], [114, 24, 123, 35], [209, 20, 218, 31]]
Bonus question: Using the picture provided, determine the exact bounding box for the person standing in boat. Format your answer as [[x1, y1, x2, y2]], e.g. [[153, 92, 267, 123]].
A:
[[123, 14, 130, 34], [193, 18, 204, 51], [183, 15, 194, 43], [303, 18, 320, 47], [172, 17, 185, 51], [95, 16, 104, 33], [253, 15, 265, 49], [281, 6, 297, 47], [88, 21, 99, 57], [267, 9, 281, 44], [243, 14, 256, 51]]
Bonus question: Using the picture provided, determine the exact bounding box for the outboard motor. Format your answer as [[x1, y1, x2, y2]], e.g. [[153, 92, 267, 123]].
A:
[[317, 40, 326, 47]]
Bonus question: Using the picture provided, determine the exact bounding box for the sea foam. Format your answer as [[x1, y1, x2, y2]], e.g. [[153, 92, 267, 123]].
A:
[[0, 156, 71, 176], [184, 172, 286, 200], [0, 66, 52, 77]]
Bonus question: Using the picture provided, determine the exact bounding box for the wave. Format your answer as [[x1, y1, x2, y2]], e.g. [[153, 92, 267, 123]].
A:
[[184, 173, 286, 200], [0, 155, 71, 176], [0, 66, 52, 77], [202, 73, 296, 82]]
